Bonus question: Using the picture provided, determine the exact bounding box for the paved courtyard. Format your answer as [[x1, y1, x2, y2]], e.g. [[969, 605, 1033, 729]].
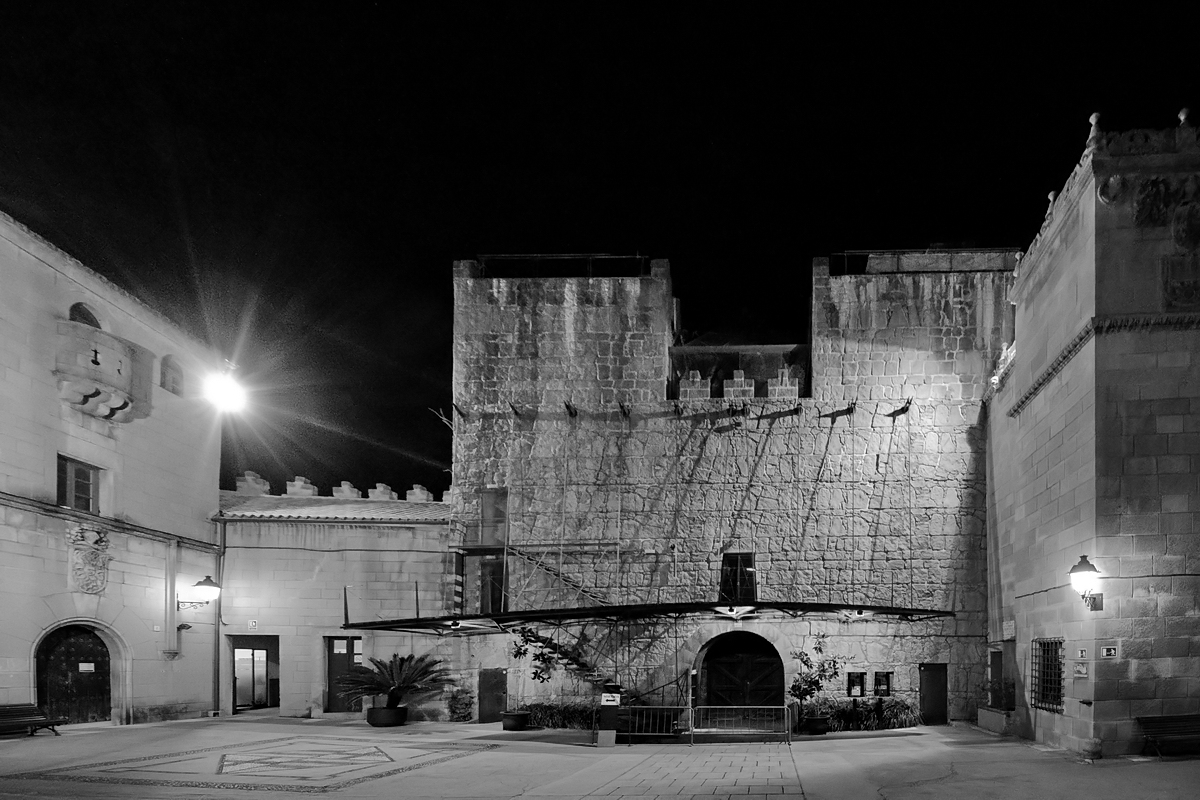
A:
[[1, 716, 1198, 799]]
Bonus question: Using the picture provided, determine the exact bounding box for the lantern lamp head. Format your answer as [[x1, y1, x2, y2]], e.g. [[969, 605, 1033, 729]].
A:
[[1068, 556, 1103, 611], [178, 575, 222, 610]]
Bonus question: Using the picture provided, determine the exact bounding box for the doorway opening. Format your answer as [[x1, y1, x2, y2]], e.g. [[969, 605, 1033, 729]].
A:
[[697, 630, 784, 706], [325, 637, 362, 712], [229, 635, 279, 713], [919, 662, 948, 725], [35, 624, 111, 724]]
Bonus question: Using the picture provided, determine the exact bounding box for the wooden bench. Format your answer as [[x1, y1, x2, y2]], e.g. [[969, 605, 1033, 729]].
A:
[[0, 704, 67, 737], [1137, 714, 1200, 758]]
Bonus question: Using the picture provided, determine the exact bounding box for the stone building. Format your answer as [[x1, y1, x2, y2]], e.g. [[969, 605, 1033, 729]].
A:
[[0, 210, 461, 727], [0, 212, 226, 724], [214, 475, 455, 719], [435, 250, 1015, 723], [985, 114, 1200, 756]]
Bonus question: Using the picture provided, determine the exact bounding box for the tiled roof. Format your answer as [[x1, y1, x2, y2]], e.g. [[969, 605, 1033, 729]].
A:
[[217, 492, 453, 522]]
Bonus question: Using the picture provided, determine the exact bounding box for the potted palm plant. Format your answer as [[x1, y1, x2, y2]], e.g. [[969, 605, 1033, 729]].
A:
[[335, 653, 455, 727]]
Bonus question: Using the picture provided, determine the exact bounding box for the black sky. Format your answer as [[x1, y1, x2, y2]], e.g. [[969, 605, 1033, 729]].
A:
[[1, 4, 1195, 497]]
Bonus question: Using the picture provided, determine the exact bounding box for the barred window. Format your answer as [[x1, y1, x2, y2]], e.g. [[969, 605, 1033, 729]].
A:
[[1030, 638, 1064, 712]]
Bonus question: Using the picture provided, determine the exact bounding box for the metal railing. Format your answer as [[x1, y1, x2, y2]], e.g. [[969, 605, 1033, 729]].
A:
[[591, 705, 792, 745], [693, 705, 791, 743]]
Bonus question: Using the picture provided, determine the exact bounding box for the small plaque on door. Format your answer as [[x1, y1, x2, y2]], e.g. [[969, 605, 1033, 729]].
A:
[[79, 663, 94, 672]]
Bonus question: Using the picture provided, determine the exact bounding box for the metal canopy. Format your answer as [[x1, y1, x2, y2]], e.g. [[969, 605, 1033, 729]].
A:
[[342, 595, 955, 636]]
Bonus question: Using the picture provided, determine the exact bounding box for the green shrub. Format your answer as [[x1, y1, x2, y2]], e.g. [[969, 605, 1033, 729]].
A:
[[805, 696, 921, 731], [448, 687, 475, 722], [524, 701, 596, 729]]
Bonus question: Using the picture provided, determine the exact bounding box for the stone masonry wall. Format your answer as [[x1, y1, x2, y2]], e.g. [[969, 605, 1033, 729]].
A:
[[222, 519, 456, 718], [452, 256, 1014, 719]]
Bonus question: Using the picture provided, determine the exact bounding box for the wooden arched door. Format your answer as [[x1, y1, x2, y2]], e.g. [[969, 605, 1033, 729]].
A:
[[703, 631, 784, 706], [36, 625, 111, 724]]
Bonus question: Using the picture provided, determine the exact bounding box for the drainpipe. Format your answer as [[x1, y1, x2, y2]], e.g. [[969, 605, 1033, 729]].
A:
[[164, 541, 179, 658], [211, 516, 227, 715]]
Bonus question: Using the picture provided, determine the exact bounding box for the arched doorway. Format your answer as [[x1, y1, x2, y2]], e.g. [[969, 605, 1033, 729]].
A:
[[35, 625, 112, 724], [699, 631, 784, 706]]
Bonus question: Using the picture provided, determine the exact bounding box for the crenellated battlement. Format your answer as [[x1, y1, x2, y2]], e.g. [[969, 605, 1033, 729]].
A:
[[232, 471, 447, 502]]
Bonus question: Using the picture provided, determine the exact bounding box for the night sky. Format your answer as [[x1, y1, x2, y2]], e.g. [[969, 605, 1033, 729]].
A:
[[1, 4, 1194, 497]]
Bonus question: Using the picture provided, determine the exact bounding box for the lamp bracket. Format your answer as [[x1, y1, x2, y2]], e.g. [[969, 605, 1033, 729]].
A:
[[177, 600, 210, 611]]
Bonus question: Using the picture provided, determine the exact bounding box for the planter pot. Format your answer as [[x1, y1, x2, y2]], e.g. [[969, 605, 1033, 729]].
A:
[[800, 716, 830, 735], [975, 706, 1012, 735], [501, 710, 531, 731], [367, 706, 408, 727]]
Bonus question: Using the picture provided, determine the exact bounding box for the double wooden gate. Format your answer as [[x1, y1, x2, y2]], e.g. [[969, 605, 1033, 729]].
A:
[[36, 625, 111, 724]]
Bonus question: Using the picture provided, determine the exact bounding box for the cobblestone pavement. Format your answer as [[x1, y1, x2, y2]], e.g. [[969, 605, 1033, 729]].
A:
[[1, 717, 1199, 799]]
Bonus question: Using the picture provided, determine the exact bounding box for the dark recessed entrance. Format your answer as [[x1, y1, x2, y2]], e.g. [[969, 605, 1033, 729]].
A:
[[36, 625, 111, 724], [700, 631, 784, 706]]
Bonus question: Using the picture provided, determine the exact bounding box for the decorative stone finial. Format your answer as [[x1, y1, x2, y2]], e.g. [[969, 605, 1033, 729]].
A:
[[1086, 112, 1102, 150], [1180, 108, 1191, 127], [1045, 191, 1057, 220]]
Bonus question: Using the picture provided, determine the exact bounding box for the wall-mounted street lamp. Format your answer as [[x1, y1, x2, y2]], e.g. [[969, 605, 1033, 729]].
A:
[[178, 575, 222, 610], [203, 366, 247, 413], [1068, 555, 1103, 611]]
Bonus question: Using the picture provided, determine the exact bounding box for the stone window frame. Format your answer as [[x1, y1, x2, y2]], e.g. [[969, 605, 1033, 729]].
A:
[[69, 302, 102, 329], [718, 552, 756, 604], [479, 488, 508, 547], [57, 454, 101, 515], [1030, 638, 1064, 712], [160, 355, 185, 395], [480, 555, 506, 615]]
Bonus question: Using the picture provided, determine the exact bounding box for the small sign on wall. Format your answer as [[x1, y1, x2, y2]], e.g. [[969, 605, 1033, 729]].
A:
[[1072, 662, 1089, 679], [1002, 620, 1015, 640], [1101, 646, 1118, 659], [601, 693, 620, 706], [79, 663, 94, 673], [248, 620, 258, 631], [1077, 649, 1087, 659]]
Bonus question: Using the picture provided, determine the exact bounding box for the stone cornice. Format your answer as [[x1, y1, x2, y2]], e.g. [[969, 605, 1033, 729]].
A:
[[0, 211, 218, 359], [0, 490, 218, 553], [1003, 313, 1200, 417]]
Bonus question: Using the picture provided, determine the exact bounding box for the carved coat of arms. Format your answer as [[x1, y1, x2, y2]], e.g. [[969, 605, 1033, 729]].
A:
[[67, 525, 112, 594]]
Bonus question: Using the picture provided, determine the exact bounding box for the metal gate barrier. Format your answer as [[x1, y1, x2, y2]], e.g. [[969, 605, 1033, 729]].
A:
[[592, 705, 791, 745], [692, 706, 791, 743]]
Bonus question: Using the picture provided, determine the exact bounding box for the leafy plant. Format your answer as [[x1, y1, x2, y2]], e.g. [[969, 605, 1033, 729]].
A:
[[983, 677, 1016, 710], [511, 627, 558, 684], [448, 687, 475, 721], [335, 653, 455, 709], [787, 633, 842, 715], [804, 696, 921, 731], [524, 701, 596, 729]]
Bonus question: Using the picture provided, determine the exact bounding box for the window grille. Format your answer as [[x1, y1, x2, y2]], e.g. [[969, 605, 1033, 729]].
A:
[[1030, 638, 1064, 712], [57, 455, 100, 514]]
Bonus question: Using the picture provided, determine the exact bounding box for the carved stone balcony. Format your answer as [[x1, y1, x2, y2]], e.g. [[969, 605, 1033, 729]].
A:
[[55, 320, 138, 422]]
